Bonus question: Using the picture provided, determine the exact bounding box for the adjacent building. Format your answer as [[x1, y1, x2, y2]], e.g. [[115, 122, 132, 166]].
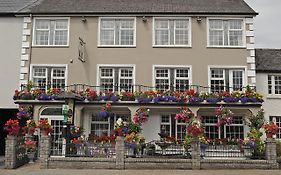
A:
[[256, 48, 281, 139], [0, 0, 37, 155]]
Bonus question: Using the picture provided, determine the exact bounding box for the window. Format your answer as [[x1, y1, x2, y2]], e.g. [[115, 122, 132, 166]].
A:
[[203, 116, 244, 139], [31, 65, 66, 90], [210, 68, 244, 93], [208, 19, 244, 47], [160, 115, 187, 142], [268, 75, 281, 95], [99, 66, 134, 92], [99, 18, 135, 46], [91, 114, 130, 136], [154, 67, 190, 91], [91, 115, 111, 136], [154, 18, 190, 46], [270, 116, 281, 138], [33, 18, 69, 46]]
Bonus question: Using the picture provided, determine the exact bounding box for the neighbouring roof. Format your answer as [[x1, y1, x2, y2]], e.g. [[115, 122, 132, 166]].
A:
[[256, 49, 281, 72], [0, 0, 37, 14], [17, 0, 257, 15]]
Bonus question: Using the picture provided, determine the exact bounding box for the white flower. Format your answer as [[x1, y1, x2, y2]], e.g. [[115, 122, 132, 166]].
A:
[[116, 118, 123, 126]]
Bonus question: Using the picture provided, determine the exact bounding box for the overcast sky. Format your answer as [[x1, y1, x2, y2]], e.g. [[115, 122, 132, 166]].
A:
[[245, 0, 281, 48]]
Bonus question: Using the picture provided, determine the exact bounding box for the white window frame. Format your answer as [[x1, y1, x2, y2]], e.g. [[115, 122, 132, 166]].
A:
[[160, 115, 172, 137], [207, 18, 246, 48], [99, 67, 115, 92], [97, 64, 136, 92], [118, 68, 134, 92], [153, 17, 191, 47], [32, 17, 70, 47], [208, 66, 247, 93], [270, 116, 281, 139], [224, 116, 244, 139], [98, 17, 136, 47], [90, 116, 111, 136], [268, 75, 281, 97], [153, 65, 192, 91], [175, 118, 186, 141], [30, 64, 68, 90]]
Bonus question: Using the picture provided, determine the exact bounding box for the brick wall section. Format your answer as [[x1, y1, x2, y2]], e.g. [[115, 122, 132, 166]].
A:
[[48, 157, 116, 169], [125, 158, 192, 169], [265, 139, 279, 169], [5, 136, 17, 169], [40, 135, 51, 169], [201, 159, 275, 169], [115, 136, 125, 169], [191, 138, 201, 170]]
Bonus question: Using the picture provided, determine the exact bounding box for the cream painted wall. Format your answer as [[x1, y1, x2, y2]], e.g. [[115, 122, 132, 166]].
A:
[[30, 16, 249, 87], [0, 17, 22, 108], [256, 73, 281, 121]]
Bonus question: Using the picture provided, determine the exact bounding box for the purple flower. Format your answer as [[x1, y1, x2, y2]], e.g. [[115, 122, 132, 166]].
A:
[[223, 97, 239, 103], [206, 97, 220, 103], [110, 95, 119, 102]]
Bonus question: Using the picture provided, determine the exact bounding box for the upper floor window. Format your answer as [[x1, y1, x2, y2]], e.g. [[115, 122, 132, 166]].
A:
[[153, 18, 191, 47], [98, 65, 134, 92], [268, 75, 281, 95], [154, 66, 190, 92], [31, 65, 66, 90], [99, 18, 136, 47], [210, 68, 245, 93], [33, 18, 69, 46], [208, 19, 244, 47]]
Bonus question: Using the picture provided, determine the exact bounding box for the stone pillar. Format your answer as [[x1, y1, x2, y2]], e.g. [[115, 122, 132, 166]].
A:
[[40, 135, 51, 169], [5, 136, 17, 169], [115, 136, 125, 169], [265, 139, 279, 169], [266, 139, 277, 160], [191, 138, 201, 170]]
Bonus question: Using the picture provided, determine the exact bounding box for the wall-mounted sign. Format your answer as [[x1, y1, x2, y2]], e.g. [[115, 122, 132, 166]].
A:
[[78, 37, 86, 63]]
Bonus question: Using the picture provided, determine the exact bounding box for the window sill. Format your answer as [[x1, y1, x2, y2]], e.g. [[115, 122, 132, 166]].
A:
[[267, 95, 281, 99], [153, 45, 192, 48], [32, 45, 69, 48], [206, 46, 246, 49], [97, 45, 136, 48]]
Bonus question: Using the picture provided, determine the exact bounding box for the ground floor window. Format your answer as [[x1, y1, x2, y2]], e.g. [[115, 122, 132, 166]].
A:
[[160, 114, 186, 142], [90, 113, 130, 136], [202, 116, 244, 139]]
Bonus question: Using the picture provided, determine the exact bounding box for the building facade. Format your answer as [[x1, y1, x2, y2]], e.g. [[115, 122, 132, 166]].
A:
[[256, 49, 281, 139], [0, 0, 37, 155], [12, 0, 263, 156]]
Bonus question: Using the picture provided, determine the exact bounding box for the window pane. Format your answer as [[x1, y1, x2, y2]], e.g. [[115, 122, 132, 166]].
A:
[[35, 31, 49, 45], [211, 69, 224, 78], [232, 70, 243, 91], [175, 29, 188, 45], [100, 30, 114, 45], [55, 20, 68, 29], [156, 69, 169, 78], [202, 116, 219, 139], [101, 68, 113, 77], [155, 30, 169, 45], [229, 20, 242, 29], [36, 20, 49, 29], [175, 79, 189, 92], [268, 75, 272, 94], [120, 30, 134, 45], [156, 79, 169, 91], [229, 31, 242, 46], [101, 19, 115, 28], [273, 116, 281, 139], [209, 20, 223, 29], [155, 20, 169, 28], [209, 30, 223, 46], [275, 76, 281, 94], [54, 30, 68, 45]]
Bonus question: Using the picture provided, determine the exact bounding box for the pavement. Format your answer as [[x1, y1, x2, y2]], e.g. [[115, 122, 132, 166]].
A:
[[0, 157, 281, 175], [1, 162, 281, 175]]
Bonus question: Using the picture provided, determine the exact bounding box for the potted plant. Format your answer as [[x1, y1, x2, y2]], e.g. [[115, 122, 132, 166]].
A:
[[263, 122, 279, 138], [37, 119, 52, 135], [4, 119, 20, 136], [215, 105, 233, 127], [24, 139, 37, 163]]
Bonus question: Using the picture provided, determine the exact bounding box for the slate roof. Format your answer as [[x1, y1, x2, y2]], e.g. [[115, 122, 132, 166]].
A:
[[0, 0, 37, 14], [256, 49, 281, 72], [17, 0, 257, 15]]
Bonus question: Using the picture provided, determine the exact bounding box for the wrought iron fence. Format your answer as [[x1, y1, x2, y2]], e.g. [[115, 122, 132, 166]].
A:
[[54, 142, 116, 158], [20, 83, 256, 94], [201, 144, 256, 159], [15, 137, 28, 165]]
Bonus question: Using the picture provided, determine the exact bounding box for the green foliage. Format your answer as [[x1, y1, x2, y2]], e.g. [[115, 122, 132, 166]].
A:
[[27, 81, 33, 92], [245, 109, 265, 129], [248, 128, 265, 155], [127, 121, 142, 134]]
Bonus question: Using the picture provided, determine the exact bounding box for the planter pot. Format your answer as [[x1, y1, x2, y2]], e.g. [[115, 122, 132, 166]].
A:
[[266, 133, 273, 138], [27, 152, 35, 163], [206, 97, 220, 103]]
